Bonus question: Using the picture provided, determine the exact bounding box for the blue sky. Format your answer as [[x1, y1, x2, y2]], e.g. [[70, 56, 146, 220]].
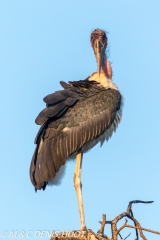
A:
[[0, 0, 160, 239]]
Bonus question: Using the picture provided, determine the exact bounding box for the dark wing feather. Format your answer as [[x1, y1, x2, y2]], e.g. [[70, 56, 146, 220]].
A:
[[60, 81, 70, 89], [30, 80, 122, 190], [35, 80, 103, 126], [43, 90, 70, 105], [35, 87, 79, 125]]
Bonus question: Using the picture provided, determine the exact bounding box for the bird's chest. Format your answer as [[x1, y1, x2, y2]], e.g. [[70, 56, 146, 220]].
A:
[[87, 72, 117, 89]]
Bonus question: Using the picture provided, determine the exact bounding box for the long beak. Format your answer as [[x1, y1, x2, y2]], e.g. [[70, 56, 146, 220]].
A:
[[93, 39, 106, 75]]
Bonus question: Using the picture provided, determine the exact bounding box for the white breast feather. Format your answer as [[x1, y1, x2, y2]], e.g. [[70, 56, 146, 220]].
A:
[[88, 72, 118, 90]]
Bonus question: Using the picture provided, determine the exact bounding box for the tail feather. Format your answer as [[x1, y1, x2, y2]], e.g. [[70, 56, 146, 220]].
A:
[[36, 140, 52, 183], [30, 130, 68, 190], [30, 145, 38, 186]]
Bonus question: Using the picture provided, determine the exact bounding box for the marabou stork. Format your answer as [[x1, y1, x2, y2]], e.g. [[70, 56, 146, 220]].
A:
[[30, 29, 123, 230]]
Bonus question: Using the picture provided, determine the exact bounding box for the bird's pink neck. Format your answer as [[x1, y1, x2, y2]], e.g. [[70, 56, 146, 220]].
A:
[[101, 59, 112, 79]]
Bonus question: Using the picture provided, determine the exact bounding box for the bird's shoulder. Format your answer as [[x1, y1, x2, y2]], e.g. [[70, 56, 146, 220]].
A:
[[34, 79, 122, 144], [35, 79, 106, 125]]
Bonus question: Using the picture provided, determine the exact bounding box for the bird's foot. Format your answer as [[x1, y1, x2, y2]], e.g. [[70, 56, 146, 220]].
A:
[[81, 227, 87, 231], [79, 228, 88, 237]]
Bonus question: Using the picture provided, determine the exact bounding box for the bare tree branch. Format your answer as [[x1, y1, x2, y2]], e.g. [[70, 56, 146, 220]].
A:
[[126, 200, 154, 213], [123, 225, 160, 235], [98, 214, 106, 236], [130, 208, 138, 239], [124, 232, 131, 239], [51, 200, 159, 240], [97, 200, 159, 240]]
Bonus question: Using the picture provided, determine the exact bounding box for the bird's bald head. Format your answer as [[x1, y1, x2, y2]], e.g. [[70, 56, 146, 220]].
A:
[[90, 29, 108, 75]]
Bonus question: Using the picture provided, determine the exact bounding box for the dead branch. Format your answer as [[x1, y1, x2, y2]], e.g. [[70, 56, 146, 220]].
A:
[[98, 214, 106, 236], [122, 225, 160, 235], [97, 200, 159, 240], [50, 200, 159, 240], [126, 200, 154, 213], [118, 232, 131, 240]]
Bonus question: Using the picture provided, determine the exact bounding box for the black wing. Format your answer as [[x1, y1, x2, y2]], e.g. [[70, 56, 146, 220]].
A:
[[30, 80, 121, 190]]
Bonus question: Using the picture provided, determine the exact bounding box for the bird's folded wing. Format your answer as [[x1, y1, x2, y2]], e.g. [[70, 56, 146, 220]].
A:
[[34, 80, 106, 143], [30, 86, 122, 190], [35, 80, 105, 125]]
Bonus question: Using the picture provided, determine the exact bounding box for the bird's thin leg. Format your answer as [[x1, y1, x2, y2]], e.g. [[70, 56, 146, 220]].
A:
[[74, 152, 86, 230]]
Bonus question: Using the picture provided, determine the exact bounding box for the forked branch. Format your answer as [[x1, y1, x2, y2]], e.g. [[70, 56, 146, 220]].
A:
[[98, 200, 160, 240], [50, 200, 159, 240]]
